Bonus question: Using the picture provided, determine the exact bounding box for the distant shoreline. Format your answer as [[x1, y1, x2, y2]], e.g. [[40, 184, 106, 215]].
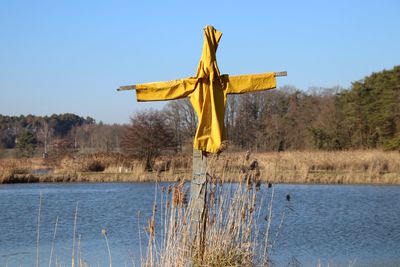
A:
[[3, 174, 400, 186], [1, 150, 400, 185]]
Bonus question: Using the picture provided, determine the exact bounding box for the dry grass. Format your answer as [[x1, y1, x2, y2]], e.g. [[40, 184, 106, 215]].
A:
[[256, 150, 400, 184], [0, 158, 33, 183], [1, 150, 400, 184], [0, 152, 190, 183], [205, 150, 400, 184], [58, 152, 191, 182]]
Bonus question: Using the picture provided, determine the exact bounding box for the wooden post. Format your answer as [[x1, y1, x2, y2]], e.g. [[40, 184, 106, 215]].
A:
[[190, 149, 207, 239]]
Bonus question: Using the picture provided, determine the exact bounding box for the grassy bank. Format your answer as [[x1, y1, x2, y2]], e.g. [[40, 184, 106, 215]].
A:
[[256, 150, 400, 184], [1, 150, 400, 184]]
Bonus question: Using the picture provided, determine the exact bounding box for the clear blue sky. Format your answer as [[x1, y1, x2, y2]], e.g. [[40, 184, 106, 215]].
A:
[[0, 0, 399, 124]]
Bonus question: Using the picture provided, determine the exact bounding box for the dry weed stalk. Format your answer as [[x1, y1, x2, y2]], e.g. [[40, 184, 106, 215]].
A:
[[48, 216, 59, 267], [71, 202, 79, 267], [36, 193, 42, 267], [102, 229, 112, 267]]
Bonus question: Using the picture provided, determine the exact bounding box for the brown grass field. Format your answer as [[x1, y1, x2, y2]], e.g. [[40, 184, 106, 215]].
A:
[[1, 150, 400, 184]]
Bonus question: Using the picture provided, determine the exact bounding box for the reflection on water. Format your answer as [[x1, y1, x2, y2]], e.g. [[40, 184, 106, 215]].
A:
[[0, 183, 399, 266]]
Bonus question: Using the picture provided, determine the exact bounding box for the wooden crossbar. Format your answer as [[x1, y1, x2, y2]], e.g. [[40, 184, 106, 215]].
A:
[[116, 71, 287, 91], [274, 71, 287, 77], [117, 85, 136, 91]]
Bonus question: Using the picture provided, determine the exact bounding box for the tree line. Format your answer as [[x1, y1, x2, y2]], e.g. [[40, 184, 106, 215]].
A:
[[1, 66, 399, 158], [123, 65, 400, 157], [0, 113, 125, 157]]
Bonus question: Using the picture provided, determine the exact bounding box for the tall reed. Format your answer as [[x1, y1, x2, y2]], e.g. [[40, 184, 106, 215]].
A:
[[71, 202, 79, 267], [36, 193, 42, 267]]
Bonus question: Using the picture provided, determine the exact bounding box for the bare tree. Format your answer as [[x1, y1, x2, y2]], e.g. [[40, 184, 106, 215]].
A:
[[37, 119, 53, 157], [164, 99, 197, 150], [121, 110, 176, 170]]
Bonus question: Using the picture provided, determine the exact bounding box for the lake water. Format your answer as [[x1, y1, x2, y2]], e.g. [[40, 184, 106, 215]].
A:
[[0, 183, 399, 267]]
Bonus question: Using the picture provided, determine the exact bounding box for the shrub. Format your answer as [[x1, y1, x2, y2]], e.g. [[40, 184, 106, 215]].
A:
[[86, 160, 105, 172]]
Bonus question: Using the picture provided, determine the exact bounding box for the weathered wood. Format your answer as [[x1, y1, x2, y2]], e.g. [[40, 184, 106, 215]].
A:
[[190, 149, 207, 237], [117, 85, 136, 91], [274, 71, 287, 77]]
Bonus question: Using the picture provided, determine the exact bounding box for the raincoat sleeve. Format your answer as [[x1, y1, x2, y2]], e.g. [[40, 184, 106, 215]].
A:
[[223, 72, 276, 94], [135, 78, 198, 101]]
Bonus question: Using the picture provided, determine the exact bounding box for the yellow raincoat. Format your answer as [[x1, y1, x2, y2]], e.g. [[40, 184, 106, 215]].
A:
[[133, 26, 276, 153]]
